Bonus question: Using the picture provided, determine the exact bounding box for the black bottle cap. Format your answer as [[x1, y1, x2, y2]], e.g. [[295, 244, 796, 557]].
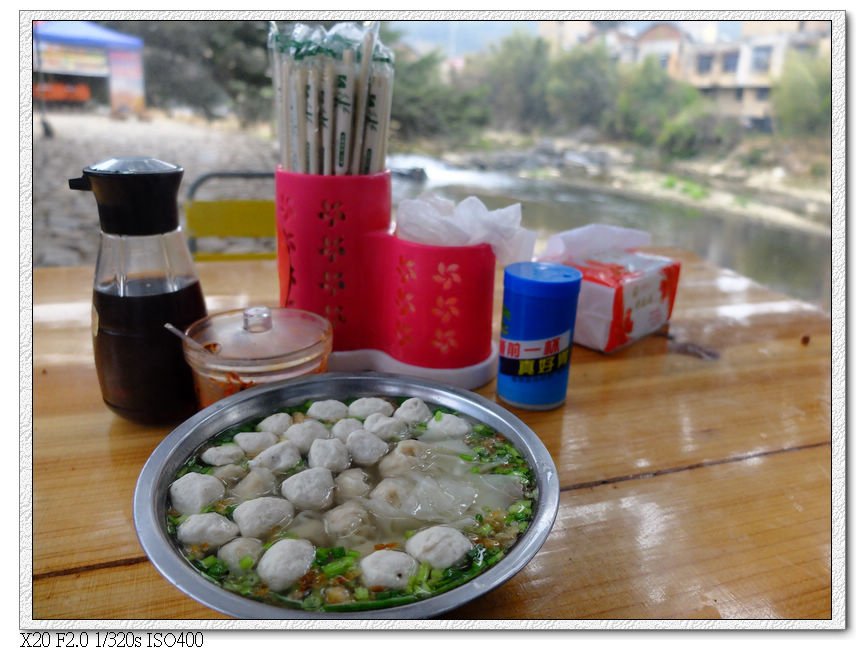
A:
[[69, 157, 184, 236]]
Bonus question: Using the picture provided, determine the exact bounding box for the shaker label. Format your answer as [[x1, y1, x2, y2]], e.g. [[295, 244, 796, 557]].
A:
[[499, 330, 571, 377]]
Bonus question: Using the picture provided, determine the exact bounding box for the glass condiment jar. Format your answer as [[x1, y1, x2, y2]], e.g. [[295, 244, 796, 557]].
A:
[[182, 306, 333, 408], [70, 157, 207, 425]]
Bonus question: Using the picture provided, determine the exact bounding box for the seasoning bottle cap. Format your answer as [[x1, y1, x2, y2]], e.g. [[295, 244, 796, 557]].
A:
[[504, 262, 582, 299], [68, 157, 184, 236]]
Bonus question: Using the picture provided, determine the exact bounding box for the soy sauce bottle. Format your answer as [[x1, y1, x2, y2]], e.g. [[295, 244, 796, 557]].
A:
[[70, 158, 207, 425]]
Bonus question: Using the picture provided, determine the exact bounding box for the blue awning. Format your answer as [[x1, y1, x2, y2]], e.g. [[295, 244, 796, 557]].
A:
[[33, 20, 143, 51]]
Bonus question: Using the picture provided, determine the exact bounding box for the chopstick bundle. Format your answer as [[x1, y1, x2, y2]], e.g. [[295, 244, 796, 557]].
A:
[[268, 21, 394, 176]]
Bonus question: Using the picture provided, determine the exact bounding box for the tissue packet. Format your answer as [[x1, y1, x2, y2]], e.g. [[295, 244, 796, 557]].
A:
[[540, 225, 680, 353]]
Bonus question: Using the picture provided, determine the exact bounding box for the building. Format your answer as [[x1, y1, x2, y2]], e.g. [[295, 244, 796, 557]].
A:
[[583, 27, 638, 64], [680, 21, 830, 130], [537, 21, 595, 55], [634, 22, 693, 78]]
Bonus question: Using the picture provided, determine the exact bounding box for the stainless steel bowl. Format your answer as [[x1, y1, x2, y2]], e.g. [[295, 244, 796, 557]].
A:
[[134, 372, 559, 619]]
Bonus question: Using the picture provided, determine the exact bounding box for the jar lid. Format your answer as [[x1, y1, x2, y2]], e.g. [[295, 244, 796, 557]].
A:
[[504, 262, 582, 299], [183, 306, 332, 372]]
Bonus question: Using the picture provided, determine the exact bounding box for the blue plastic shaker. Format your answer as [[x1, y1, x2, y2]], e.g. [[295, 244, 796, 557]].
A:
[[497, 262, 582, 410]]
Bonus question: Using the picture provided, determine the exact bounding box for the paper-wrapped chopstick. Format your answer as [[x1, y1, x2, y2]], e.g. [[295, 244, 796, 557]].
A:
[[271, 21, 393, 176]]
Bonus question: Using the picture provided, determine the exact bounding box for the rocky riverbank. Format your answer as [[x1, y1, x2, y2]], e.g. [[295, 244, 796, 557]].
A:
[[30, 113, 831, 268], [439, 132, 831, 237]]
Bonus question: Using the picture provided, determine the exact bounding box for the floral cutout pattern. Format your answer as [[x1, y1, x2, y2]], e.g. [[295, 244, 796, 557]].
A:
[[318, 200, 346, 228], [396, 287, 416, 316], [320, 271, 345, 297], [428, 262, 462, 355], [432, 328, 458, 354], [325, 304, 346, 324], [319, 235, 345, 262], [395, 321, 413, 348], [397, 256, 417, 283], [432, 295, 460, 324], [394, 255, 418, 348], [433, 262, 461, 290]]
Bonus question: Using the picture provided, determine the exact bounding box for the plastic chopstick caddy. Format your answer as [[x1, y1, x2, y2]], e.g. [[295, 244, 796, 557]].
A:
[[275, 169, 497, 389]]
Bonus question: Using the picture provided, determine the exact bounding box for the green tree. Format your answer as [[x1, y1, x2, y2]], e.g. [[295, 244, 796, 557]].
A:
[[771, 51, 830, 137], [462, 31, 551, 132], [546, 44, 617, 128], [605, 56, 699, 145], [389, 49, 489, 141]]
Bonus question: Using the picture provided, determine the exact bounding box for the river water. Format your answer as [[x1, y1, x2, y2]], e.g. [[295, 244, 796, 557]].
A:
[[390, 154, 831, 310]]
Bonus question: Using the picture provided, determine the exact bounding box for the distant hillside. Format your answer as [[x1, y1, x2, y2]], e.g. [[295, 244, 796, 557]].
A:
[[387, 20, 539, 57]]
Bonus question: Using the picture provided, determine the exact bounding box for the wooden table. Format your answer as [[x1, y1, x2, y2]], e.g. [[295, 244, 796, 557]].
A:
[[29, 251, 833, 623]]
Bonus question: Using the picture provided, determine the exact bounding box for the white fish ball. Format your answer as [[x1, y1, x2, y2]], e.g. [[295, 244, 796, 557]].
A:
[[200, 443, 245, 467], [346, 430, 389, 466], [177, 512, 239, 549], [334, 468, 371, 503], [170, 472, 225, 515], [217, 537, 263, 573], [249, 441, 302, 473], [282, 420, 330, 455], [306, 400, 349, 421], [234, 431, 278, 457], [256, 412, 292, 435], [364, 413, 408, 441], [256, 538, 315, 592], [232, 496, 295, 539], [231, 467, 277, 502], [280, 467, 334, 510], [393, 398, 432, 425], [405, 525, 473, 569], [308, 438, 350, 472], [359, 550, 417, 590], [348, 397, 394, 419], [331, 418, 364, 441]]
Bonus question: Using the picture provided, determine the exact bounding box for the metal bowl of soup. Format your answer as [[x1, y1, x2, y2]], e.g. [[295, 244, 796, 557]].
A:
[[134, 372, 559, 619]]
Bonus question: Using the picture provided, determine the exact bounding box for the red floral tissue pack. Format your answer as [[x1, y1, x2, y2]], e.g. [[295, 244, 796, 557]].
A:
[[539, 224, 681, 353]]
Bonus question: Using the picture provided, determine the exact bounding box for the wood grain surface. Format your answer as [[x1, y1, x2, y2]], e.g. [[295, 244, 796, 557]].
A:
[[30, 252, 832, 621]]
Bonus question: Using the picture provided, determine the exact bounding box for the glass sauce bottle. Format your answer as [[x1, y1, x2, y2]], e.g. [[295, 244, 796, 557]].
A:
[[70, 157, 207, 425]]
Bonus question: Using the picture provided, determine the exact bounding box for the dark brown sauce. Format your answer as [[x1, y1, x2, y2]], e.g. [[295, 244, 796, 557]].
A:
[[93, 277, 206, 425]]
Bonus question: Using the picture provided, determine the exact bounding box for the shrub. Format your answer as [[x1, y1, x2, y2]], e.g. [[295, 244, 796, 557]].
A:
[[656, 102, 742, 158]]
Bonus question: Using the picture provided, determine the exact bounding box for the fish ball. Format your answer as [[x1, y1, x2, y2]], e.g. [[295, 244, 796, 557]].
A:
[[234, 431, 278, 457], [200, 443, 245, 467], [359, 550, 417, 590], [232, 467, 277, 501], [217, 537, 263, 573], [308, 438, 350, 472], [306, 400, 349, 421], [334, 468, 371, 503], [348, 397, 394, 419], [256, 538, 315, 592], [364, 413, 408, 441], [249, 441, 302, 473], [405, 525, 472, 569], [331, 418, 363, 441], [394, 398, 432, 425], [280, 467, 334, 510], [170, 472, 225, 515], [282, 420, 330, 455], [177, 513, 239, 548], [256, 412, 292, 435], [346, 430, 389, 466], [232, 496, 295, 539]]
